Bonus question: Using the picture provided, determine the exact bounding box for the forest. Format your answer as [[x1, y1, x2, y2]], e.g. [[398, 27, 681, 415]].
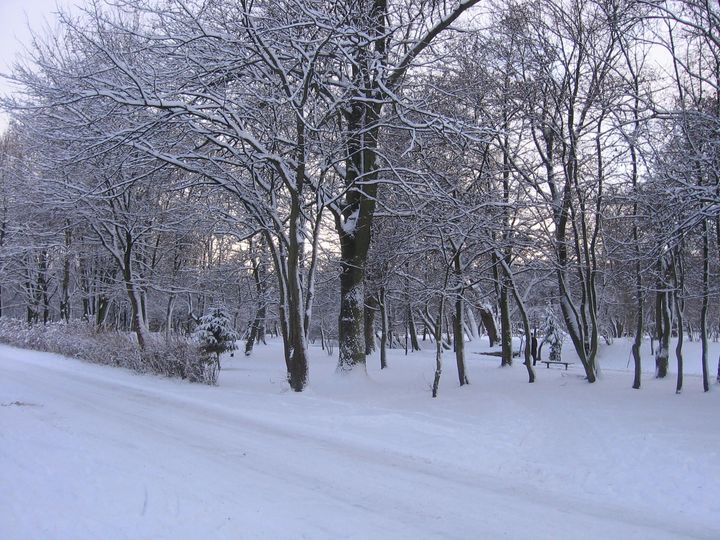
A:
[[0, 0, 719, 394]]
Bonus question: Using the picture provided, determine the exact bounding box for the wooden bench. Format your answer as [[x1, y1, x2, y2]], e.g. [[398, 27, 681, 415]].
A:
[[540, 360, 573, 370], [475, 350, 521, 358]]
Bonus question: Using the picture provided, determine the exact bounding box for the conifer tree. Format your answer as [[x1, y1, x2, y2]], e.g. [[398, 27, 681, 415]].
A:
[[193, 307, 239, 370]]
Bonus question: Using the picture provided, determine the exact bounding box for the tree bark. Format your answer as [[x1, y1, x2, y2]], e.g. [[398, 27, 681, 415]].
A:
[[655, 284, 671, 379], [673, 249, 685, 394], [478, 305, 499, 347], [432, 298, 445, 398], [715, 216, 720, 383], [379, 286, 388, 370], [245, 248, 267, 356], [499, 279, 512, 367], [631, 269, 643, 390], [364, 293, 378, 356], [453, 251, 468, 386], [60, 227, 72, 323], [701, 219, 710, 392], [497, 254, 535, 383]]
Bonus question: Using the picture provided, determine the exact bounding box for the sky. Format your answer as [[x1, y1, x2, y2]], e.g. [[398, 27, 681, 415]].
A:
[[0, 0, 77, 131]]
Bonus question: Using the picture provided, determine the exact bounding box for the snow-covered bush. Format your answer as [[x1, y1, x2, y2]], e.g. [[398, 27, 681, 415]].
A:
[[192, 307, 239, 369], [140, 337, 218, 384], [0, 319, 217, 385], [541, 305, 564, 362]]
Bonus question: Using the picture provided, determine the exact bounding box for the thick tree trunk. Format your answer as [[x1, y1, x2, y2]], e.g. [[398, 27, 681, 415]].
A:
[[126, 282, 148, 349], [335, 94, 380, 373], [122, 234, 149, 350], [655, 287, 671, 379], [338, 260, 367, 370], [283, 159, 310, 391], [478, 305, 499, 347], [125, 280, 148, 349]]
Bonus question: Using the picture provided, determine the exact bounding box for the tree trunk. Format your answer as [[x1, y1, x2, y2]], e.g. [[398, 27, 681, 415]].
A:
[[631, 269, 643, 390], [408, 309, 420, 352], [432, 298, 444, 398], [336, 103, 380, 372], [499, 280, 512, 367], [60, 228, 72, 323], [122, 233, 149, 350], [715, 216, 720, 383], [379, 287, 388, 370], [364, 293, 378, 356], [674, 288, 684, 394], [333, 0, 481, 375], [453, 252, 468, 386], [338, 240, 369, 371], [283, 160, 310, 391], [36, 251, 50, 325], [478, 305, 499, 347], [81, 261, 91, 321], [465, 306, 480, 342], [511, 285, 535, 384], [701, 219, 710, 392], [655, 286, 670, 379], [246, 245, 268, 356], [165, 294, 176, 339], [497, 254, 534, 382], [96, 296, 110, 327], [672, 248, 685, 393]]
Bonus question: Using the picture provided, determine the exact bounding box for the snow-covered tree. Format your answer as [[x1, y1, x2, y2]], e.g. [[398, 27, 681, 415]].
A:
[[193, 307, 239, 370], [541, 305, 564, 363]]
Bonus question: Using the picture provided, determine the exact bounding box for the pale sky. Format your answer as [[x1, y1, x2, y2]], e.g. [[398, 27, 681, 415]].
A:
[[0, 0, 78, 131]]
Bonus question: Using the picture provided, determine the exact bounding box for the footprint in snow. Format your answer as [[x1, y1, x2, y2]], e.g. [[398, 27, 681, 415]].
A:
[[1, 400, 41, 407]]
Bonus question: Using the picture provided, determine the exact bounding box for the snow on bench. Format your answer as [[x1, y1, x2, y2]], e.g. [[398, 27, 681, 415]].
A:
[[540, 360, 574, 370]]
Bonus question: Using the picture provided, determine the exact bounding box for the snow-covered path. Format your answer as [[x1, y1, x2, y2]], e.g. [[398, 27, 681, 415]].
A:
[[1, 343, 718, 539]]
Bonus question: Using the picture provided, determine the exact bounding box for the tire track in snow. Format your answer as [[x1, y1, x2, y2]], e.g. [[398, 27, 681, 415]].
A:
[[1, 347, 715, 540]]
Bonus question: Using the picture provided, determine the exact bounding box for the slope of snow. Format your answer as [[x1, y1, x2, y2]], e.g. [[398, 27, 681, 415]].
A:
[[1, 337, 718, 539]]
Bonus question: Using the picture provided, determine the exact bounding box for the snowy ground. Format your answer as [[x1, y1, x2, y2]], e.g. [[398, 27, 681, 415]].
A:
[[1, 336, 718, 539]]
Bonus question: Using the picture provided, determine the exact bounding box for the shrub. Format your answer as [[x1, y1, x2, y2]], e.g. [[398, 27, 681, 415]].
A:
[[0, 319, 217, 385]]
